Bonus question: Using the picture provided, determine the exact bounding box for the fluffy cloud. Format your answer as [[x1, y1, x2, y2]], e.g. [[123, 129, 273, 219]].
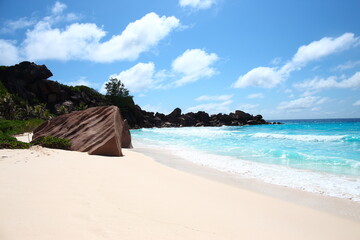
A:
[[90, 12, 180, 62], [187, 100, 232, 114], [195, 94, 233, 101], [24, 22, 106, 61], [233, 33, 359, 88], [295, 72, 360, 90], [24, 12, 179, 62], [179, 0, 216, 10], [247, 93, 264, 99], [0, 2, 180, 63], [105, 62, 158, 93], [277, 96, 328, 112], [232, 67, 283, 88], [0, 40, 20, 65], [280, 33, 359, 75], [172, 49, 219, 86], [105, 48, 219, 94]]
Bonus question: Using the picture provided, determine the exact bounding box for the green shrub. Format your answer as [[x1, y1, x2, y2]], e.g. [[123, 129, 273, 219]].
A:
[[0, 119, 44, 135], [0, 133, 31, 149], [106, 95, 135, 112], [32, 136, 71, 150]]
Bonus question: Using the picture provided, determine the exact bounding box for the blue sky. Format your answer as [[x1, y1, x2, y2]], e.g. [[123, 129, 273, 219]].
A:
[[1, 0, 360, 119]]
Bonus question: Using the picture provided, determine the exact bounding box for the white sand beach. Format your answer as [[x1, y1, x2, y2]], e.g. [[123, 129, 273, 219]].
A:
[[1, 142, 360, 240]]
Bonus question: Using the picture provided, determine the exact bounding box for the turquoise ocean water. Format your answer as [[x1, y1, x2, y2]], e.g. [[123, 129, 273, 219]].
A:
[[131, 119, 360, 201]]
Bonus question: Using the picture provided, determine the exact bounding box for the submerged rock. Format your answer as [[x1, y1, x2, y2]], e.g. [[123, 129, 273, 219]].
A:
[[32, 106, 132, 156]]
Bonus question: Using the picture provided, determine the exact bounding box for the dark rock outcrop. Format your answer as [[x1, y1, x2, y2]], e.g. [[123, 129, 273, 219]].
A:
[[126, 107, 272, 128], [0, 61, 106, 114], [119, 105, 274, 129], [32, 106, 132, 156]]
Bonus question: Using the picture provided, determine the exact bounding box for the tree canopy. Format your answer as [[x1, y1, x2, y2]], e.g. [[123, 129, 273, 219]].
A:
[[105, 78, 130, 97]]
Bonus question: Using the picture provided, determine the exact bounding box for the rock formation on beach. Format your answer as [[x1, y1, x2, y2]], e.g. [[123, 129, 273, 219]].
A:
[[32, 106, 132, 156]]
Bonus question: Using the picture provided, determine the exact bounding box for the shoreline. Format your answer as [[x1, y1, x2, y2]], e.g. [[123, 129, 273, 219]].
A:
[[132, 145, 360, 222]]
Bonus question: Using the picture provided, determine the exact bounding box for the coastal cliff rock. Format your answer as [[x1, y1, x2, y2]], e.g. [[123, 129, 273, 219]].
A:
[[0, 61, 106, 115], [32, 106, 132, 156]]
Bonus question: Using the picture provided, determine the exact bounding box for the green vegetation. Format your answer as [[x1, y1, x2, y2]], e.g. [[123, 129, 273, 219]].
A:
[[0, 118, 71, 150], [31, 136, 71, 150], [0, 119, 44, 149], [104, 78, 135, 117], [0, 133, 31, 149], [105, 78, 130, 97], [0, 82, 52, 120], [106, 95, 135, 112], [0, 119, 44, 136]]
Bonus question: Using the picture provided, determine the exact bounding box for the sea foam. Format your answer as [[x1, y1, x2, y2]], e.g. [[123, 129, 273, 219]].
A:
[[131, 119, 360, 201], [135, 140, 360, 202], [251, 133, 347, 142]]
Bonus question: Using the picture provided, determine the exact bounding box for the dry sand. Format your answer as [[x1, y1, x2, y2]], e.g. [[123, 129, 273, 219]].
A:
[[1, 143, 360, 239]]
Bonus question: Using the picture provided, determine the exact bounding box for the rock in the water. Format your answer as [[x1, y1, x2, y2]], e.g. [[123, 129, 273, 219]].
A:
[[32, 106, 132, 156]]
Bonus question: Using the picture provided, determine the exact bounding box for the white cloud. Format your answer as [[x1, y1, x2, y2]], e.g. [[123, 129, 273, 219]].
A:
[[187, 100, 232, 114], [353, 100, 360, 106], [1, 2, 180, 63], [24, 22, 106, 61], [283, 33, 357, 73], [247, 93, 264, 99], [233, 33, 359, 88], [334, 60, 360, 71], [52, 1, 67, 15], [104, 48, 219, 94], [233, 67, 283, 88], [196, 94, 233, 101], [295, 72, 360, 90], [90, 12, 180, 62], [172, 49, 219, 86], [278, 96, 328, 112], [0, 39, 20, 65], [179, 0, 216, 10], [105, 62, 158, 93], [23, 12, 180, 63]]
